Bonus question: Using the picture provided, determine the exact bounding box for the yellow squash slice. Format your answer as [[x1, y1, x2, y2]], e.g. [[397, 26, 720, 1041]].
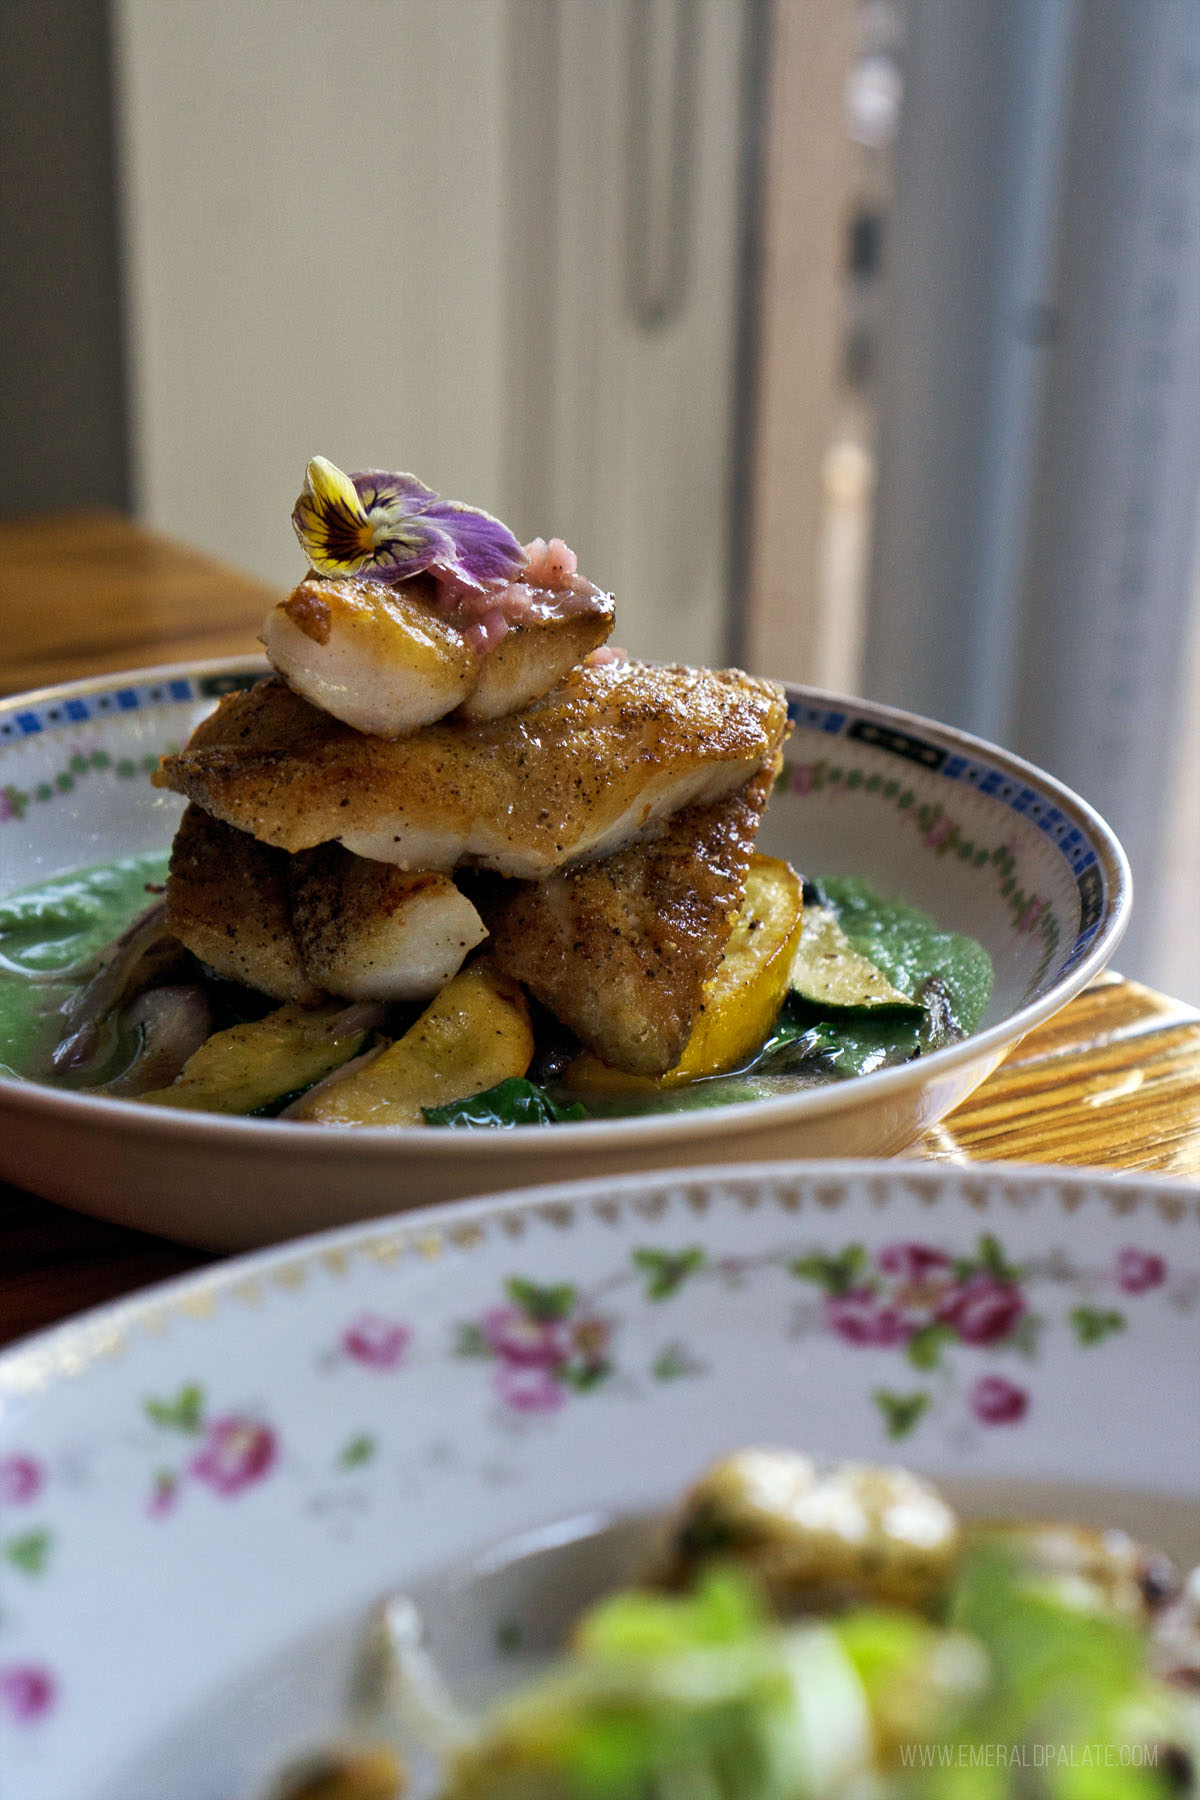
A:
[[290, 959, 534, 1127], [139, 1001, 372, 1115], [565, 855, 803, 1091]]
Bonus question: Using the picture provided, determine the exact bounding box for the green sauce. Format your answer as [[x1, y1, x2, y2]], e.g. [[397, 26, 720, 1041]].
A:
[[0, 856, 993, 1119], [0, 853, 169, 1078], [818, 875, 994, 1033]]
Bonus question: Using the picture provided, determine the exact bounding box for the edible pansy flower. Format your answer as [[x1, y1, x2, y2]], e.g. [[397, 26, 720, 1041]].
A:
[[292, 456, 526, 591]]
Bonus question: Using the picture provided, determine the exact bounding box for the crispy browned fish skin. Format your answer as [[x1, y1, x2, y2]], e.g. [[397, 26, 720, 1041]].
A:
[[152, 663, 788, 879], [166, 805, 486, 1003], [166, 802, 321, 1002], [481, 765, 777, 1075]]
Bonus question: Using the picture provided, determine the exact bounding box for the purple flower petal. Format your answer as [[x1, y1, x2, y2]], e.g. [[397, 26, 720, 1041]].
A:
[[350, 470, 439, 516], [293, 456, 527, 592], [423, 500, 527, 584], [361, 514, 459, 582]]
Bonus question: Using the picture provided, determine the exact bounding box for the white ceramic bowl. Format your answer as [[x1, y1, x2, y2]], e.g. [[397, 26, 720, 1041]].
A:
[[0, 1161, 1195, 1800], [0, 661, 1131, 1249]]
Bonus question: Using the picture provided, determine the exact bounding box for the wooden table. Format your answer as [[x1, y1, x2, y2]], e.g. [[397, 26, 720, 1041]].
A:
[[3, 510, 1200, 1350]]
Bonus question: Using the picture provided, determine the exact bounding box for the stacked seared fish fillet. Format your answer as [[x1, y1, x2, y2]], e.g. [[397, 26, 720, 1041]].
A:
[[154, 544, 789, 1078]]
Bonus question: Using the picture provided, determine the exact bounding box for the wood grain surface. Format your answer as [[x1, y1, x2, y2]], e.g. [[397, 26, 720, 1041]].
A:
[[918, 971, 1200, 1175], [0, 509, 273, 695], [2, 512, 1199, 1350]]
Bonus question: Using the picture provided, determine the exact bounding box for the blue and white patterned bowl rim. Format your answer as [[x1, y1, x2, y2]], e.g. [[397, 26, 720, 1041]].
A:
[[785, 696, 1117, 975]]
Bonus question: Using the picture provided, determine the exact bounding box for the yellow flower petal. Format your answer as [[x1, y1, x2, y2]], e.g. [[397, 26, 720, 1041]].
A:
[[293, 456, 376, 575], [305, 456, 363, 516]]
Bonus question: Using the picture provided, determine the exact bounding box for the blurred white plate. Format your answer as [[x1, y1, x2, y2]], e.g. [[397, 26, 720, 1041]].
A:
[[0, 1160, 1195, 1800], [0, 661, 1130, 1249]]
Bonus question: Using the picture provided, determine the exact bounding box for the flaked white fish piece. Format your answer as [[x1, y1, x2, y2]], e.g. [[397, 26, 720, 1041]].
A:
[[289, 845, 487, 1002], [262, 572, 614, 737], [455, 600, 616, 722], [165, 805, 485, 1003], [153, 663, 790, 880], [263, 575, 473, 737]]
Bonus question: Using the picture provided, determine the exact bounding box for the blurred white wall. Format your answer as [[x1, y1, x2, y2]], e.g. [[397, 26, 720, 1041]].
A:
[[113, 0, 509, 586], [112, 0, 745, 669]]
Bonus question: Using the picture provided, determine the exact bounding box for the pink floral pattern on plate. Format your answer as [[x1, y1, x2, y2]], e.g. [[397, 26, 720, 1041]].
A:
[[142, 1384, 276, 1517], [189, 1418, 277, 1496], [1, 1191, 1195, 1751], [1115, 1248, 1168, 1294], [0, 1455, 44, 1506], [0, 1665, 56, 1724], [451, 1235, 1194, 1444], [783, 1234, 1179, 1438], [340, 1314, 413, 1370], [457, 1279, 614, 1412], [969, 1375, 1030, 1425]]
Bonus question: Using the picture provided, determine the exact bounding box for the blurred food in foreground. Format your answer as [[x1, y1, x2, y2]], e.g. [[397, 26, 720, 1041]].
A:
[[265, 1446, 1200, 1800]]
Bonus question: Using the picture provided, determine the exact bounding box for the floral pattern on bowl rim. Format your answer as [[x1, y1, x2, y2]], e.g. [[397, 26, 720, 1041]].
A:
[[0, 1160, 1195, 1800]]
